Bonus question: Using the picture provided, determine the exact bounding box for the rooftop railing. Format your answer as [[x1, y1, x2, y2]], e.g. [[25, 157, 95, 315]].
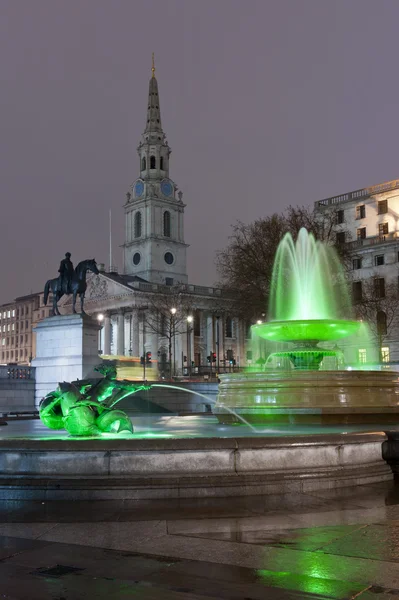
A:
[[316, 179, 399, 208]]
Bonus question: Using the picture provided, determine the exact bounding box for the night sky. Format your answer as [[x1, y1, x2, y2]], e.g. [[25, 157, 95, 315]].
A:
[[1, 0, 399, 304]]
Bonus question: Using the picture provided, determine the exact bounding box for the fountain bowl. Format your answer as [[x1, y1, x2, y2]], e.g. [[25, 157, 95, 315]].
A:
[[252, 319, 361, 343], [215, 370, 399, 425]]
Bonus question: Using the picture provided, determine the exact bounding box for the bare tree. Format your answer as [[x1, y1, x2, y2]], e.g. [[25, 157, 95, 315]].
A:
[[354, 280, 399, 362], [144, 286, 194, 375], [216, 206, 351, 321]]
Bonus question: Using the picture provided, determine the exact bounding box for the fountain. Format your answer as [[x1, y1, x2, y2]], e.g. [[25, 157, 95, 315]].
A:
[[214, 228, 399, 424], [0, 228, 397, 500]]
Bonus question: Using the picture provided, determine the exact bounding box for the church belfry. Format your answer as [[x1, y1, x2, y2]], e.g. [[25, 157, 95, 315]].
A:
[[123, 56, 188, 284]]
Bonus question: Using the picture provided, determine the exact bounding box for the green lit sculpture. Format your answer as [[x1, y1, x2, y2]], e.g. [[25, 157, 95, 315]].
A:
[[39, 364, 151, 436]]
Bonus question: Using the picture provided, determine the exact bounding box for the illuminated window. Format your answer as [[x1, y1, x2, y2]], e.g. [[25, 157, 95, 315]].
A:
[[381, 347, 390, 362], [7, 311, 10, 318], [358, 349, 367, 364], [11, 309, 15, 317]]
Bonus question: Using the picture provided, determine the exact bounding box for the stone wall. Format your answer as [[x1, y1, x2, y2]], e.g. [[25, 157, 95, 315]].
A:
[[0, 366, 36, 412]]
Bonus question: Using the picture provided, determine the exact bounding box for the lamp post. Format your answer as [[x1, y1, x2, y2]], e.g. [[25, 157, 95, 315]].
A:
[[97, 313, 104, 354], [170, 307, 176, 377], [187, 315, 193, 377], [216, 315, 220, 374]]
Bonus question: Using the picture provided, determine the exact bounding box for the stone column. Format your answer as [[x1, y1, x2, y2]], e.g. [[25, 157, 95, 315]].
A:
[[117, 313, 125, 356], [103, 313, 111, 355], [132, 309, 140, 357], [206, 314, 213, 356]]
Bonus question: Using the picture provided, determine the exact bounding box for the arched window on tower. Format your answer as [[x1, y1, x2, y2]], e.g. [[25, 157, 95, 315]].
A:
[[163, 211, 171, 237], [134, 211, 142, 238], [160, 156, 164, 170], [225, 316, 233, 338], [150, 155, 156, 169], [141, 156, 146, 170]]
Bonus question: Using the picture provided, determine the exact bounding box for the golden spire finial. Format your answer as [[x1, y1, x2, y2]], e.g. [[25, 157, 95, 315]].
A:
[[151, 53, 155, 78]]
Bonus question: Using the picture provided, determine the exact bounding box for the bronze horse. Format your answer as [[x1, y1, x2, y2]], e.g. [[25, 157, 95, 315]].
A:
[[44, 259, 99, 316]]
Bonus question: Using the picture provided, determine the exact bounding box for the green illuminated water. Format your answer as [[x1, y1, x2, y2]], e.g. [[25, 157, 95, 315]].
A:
[[252, 228, 360, 369], [269, 228, 351, 321]]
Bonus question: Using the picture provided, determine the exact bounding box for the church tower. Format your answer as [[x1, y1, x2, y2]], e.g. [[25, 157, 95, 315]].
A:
[[123, 56, 188, 284]]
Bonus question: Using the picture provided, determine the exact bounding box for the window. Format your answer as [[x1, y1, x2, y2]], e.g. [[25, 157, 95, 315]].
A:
[[336, 231, 346, 244], [160, 156, 164, 170], [225, 317, 233, 338], [160, 314, 167, 337], [20, 335, 23, 343], [357, 227, 366, 240], [141, 156, 146, 170], [374, 277, 385, 298], [337, 210, 344, 224], [194, 310, 201, 337], [134, 211, 142, 238], [165, 277, 174, 286], [352, 281, 362, 304], [358, 349, 367, 364], [12, 309, 15, 317], [356, 205, 366, 219], [25, 320, 28, 329], [163, 211, 171, 237], [353, 258, 362, 270], [378, 199, 388, 214], [11, 323, 14, 331], [379, 222, 388, 236], [377, 311, 387, 336], [1, 339, 4, 346], [7, 311, 10, 318], [164, 252, 174, 265], [374, 255, 384, 266], [381, 347, 390, 362], [2, 312, 5, 319], [25, 334, 28, 342], [150, 155, 156, 169]]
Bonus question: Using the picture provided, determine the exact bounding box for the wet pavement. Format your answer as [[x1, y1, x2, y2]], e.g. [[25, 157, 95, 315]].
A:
[[1, 481, 399, 598]]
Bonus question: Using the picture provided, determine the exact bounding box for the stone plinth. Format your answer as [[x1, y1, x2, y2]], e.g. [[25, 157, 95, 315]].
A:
[[32, 314, 101, 406]]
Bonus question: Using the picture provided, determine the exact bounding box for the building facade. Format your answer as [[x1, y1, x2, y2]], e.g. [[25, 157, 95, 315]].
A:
[[0, 292, 53, 365], [315, 178, 399, 366]]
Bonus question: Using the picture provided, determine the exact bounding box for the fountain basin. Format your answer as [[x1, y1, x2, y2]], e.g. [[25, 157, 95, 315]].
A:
[[0, 429, 391, 500], [252, 319, 360, 343], [215, 370, 399, 425]]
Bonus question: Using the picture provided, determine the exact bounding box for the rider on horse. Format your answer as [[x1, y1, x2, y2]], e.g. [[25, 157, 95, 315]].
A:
[[58, 252, 74, 295]]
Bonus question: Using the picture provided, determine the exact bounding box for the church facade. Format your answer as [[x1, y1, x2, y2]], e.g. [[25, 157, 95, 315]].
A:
[[61, 61, 248, 375]]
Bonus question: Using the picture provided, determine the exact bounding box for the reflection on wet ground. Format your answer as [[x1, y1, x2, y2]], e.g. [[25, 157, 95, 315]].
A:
[[2, 480, 399, 598]]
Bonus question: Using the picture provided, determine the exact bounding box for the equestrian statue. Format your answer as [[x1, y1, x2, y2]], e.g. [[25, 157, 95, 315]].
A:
[[44, 252, 99, 316]]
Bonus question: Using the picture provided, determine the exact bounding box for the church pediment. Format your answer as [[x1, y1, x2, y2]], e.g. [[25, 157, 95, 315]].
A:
[[59, 272, 135, 307]]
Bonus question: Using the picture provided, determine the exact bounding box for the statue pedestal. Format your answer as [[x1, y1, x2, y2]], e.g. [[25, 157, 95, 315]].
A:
[[32, 314, 102, 407]]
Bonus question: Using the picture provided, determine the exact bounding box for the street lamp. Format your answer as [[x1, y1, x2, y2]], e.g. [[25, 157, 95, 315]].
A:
[[170, 307, 177, 377], [186, 315, 193, 377], [97, 313, 104, 354]]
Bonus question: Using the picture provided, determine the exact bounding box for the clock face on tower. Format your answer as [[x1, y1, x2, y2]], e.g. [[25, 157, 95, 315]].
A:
[[134, 180, 144, 198], [161, 179, 173, 197]]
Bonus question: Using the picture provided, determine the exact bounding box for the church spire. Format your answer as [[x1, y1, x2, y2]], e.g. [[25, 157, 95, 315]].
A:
[[145, 54, 162, 133]]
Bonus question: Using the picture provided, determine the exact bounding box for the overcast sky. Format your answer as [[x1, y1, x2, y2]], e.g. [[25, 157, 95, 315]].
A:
[[1, 0, 399, 303]]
